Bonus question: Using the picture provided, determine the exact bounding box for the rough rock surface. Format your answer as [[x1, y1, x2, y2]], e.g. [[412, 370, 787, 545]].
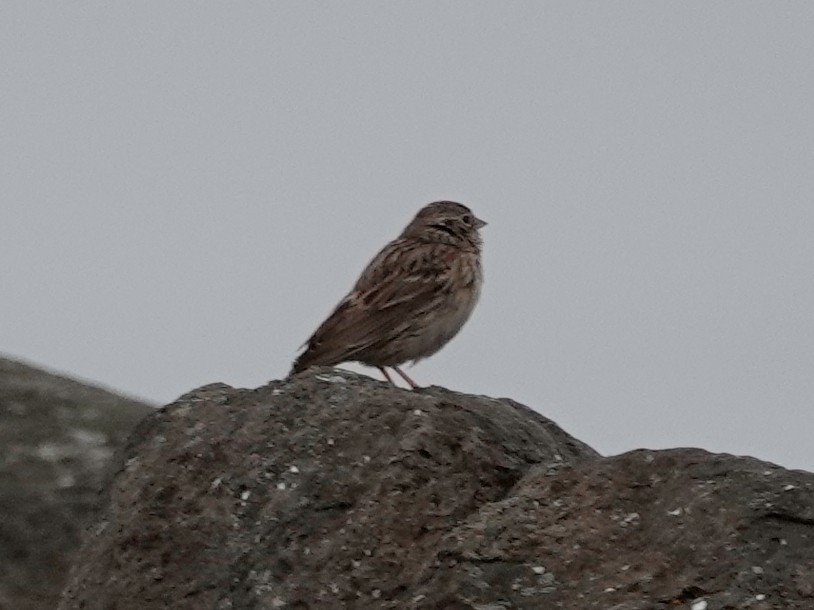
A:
[[60, 369, 814, 610], [0, 357, 154, 610]]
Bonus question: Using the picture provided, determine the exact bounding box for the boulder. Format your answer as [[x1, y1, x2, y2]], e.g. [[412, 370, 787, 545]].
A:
[[0, 357, 153, 610], [59, 369, 814, 609]]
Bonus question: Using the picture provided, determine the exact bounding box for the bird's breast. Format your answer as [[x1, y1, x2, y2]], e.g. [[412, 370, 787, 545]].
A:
[[405, 254, 482, 363]]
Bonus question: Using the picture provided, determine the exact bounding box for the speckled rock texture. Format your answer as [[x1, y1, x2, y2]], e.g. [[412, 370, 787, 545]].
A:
[[59, 369, 814, 610], [0, 357, 153, 610]]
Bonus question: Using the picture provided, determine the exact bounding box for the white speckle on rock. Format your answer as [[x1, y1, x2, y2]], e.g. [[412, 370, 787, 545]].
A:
[[667, 508, 683, 516], [371, 589, 381, 599], [531, 566, 545, 575], [57, 473, 76, 488], [363, 455, 371, 463], [329, 582, 340, 594], [620, 565, 630, 571], [327, 438, 335, 445], [211, 477, 223, 490], [603, 587, 615, 593], [783, 484, 797, 491], [276, 482, 286, 490], [35, 442, 66, 462], [780, 538, 788, 546], [315, 374, 347, 383], [622, 512, 640, 525], [289, 465, 300, 473], [271, 597, 286, 608], [691, 600, 707, 610], [240, 490, 251, 501], [756, 594, 766, 601], [413, 409, 424, 416], [272, 389, 283, 396], [751, 565, 764, 574], [69, 428, 108, 446], [363, 549, 372, 556]]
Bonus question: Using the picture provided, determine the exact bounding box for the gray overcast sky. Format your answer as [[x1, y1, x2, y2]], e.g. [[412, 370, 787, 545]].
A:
[[2, 3, 813, 471]]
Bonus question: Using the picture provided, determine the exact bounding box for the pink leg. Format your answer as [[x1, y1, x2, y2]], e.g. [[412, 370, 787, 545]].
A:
[[393, 366, 419, 389], [378, 366, 396, 386]]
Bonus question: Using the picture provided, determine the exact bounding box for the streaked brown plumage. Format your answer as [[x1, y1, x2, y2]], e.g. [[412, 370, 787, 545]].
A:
[[290, 200, 486, 388]]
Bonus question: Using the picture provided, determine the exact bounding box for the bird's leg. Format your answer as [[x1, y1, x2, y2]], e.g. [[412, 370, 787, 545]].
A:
[[393, 366, 419, 389], [378, 366, 396, 386]]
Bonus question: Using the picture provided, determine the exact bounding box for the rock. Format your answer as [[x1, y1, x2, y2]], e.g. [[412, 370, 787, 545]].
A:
[[58, 369, 814, 609], [0, 357, 153, 610], [427, 449, 814, 609]]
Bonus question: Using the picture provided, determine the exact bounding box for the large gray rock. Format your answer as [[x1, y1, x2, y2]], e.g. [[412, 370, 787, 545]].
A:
[[426, 449, 814, 609], [0, 357, 153, 610], [59, 369, 814, 609]]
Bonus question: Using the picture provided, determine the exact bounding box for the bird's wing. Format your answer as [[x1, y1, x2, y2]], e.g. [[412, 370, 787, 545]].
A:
[[291, 239, 455, 371]]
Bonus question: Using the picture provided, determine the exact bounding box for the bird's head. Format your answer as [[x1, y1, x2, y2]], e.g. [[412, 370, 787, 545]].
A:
[[402, 200, 486, 248]]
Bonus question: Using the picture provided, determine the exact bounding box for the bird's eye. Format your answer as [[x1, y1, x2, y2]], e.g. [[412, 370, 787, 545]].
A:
[[462, 214, 473, 225]]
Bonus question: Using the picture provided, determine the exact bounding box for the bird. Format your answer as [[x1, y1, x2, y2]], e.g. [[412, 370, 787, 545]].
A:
[[290, 200, 486, 388]]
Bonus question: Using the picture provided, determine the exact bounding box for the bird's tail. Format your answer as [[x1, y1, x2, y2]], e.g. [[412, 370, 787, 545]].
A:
[[289, 342, 332, 376], [289, 352, 310, 376]]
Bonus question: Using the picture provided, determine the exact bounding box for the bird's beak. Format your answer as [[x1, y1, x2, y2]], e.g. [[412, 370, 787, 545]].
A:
[[475, 217, 487, 229]]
